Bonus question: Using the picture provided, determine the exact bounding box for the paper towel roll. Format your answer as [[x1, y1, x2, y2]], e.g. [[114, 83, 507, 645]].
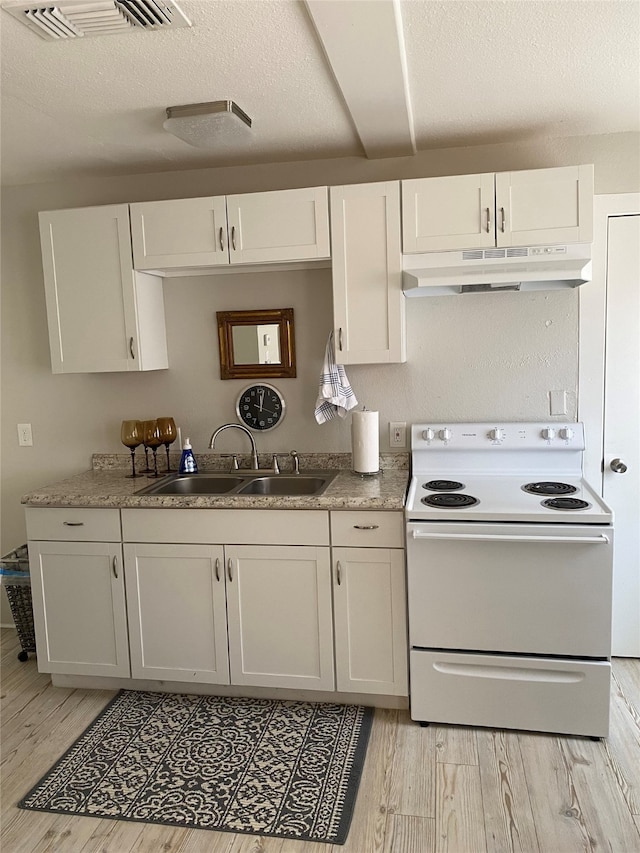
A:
[[351, 410, 379, 474]]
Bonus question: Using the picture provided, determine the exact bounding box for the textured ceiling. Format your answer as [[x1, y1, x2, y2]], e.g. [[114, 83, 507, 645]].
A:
[[1, 0, 639, 186]]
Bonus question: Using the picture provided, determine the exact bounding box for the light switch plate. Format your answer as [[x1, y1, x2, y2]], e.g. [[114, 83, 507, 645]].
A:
[[549, 390, 567, 416]]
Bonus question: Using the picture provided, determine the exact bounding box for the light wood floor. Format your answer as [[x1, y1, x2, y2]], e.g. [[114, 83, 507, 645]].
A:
[[2, 628, 639, 853]]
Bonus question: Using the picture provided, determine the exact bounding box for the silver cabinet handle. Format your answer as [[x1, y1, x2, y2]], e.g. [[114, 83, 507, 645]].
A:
[[63, 521, 84, 526], [610, 458, 628, 473], [129, 337, 135, 360], [227, 558, 233, 582], [112, 555, 118, 579], [500, 207, 506, 233], [486, 206, 491, 233], [354, 524, 379, 530], [215, 557, 221, 582], [231, 225, 236, 251], [336, 560, 342, 586], [219, 226, 224, 251], [338, 328, 343, 351]]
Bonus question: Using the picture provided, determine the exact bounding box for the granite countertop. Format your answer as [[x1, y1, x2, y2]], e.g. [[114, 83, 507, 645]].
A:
[[21, 453, 409, 512]]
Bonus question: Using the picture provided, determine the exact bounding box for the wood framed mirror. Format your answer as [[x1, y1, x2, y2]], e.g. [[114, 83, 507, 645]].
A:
[[216, 308, 296, 380]]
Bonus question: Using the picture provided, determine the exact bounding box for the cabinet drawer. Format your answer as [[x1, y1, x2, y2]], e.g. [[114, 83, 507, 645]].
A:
[[25, 507, 121, 542], [330, 511, 404, 548], [121, 509, 330, 545]]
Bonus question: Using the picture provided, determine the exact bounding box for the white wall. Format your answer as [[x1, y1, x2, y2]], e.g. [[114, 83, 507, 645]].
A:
[[2, 130, 639, 570]]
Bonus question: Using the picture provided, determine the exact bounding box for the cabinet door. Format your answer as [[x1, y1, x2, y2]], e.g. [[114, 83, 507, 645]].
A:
[[331, 181, 405, 364], [226, 187, 330, 264], [39, 205, 166, 373], [402, 174, 496, 252], [333, 547, 407, 696], [28, 541, 130, 677], [225, 545, 334, 690], [124, 544, 229, 684], [496, 165, 594, 247], [130, 196, 230, 268]]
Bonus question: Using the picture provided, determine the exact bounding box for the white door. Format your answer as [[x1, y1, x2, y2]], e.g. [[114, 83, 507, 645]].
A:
[[495, 165, 593, 247], [124, 543, 230, 684], [332, 547, 408, 695], [580, 194, 640, 657], [130, 196, 230, 268], [226, 186, 330, 264], [225, 545, 334, 690], [39, 205, 140, 373], [331, 181, 405, 364], [603, 214, 640, 656], [28, 541, 130, 677], [401, 173, 496, 252]]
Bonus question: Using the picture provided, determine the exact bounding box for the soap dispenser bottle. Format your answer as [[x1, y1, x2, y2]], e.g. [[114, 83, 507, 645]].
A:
[[178, 438, 198, 474]]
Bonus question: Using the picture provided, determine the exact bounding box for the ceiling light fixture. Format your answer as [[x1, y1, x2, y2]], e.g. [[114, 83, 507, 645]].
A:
[[163, 101, 253, 148]]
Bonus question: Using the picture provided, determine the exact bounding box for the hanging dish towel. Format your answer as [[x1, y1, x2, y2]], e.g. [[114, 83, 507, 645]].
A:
[[314, 331, 358, 424]]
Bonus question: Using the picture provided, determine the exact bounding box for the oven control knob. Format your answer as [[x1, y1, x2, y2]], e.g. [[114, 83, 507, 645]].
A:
[[439, 428, 451, 441], [559, 427, 574, 440], [489, 428, 504, 441], [422, 428, 435, 441], [542, 427, 556, 440]]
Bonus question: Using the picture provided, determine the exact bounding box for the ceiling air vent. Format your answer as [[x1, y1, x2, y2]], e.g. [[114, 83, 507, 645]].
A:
[[3, 0, 191, 39]]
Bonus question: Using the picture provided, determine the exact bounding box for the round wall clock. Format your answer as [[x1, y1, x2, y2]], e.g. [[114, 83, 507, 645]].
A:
[[236, 383, 286, 431]]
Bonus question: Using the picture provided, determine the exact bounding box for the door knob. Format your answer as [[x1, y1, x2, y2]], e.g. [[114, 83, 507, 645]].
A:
[[610, 458, 628, 473]]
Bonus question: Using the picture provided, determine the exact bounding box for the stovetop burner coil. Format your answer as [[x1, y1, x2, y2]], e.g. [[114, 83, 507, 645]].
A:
[[542, 497, 591, 511], [523, 481, 578, 496], [423, 479, 465, 492], [421, 493, 479, 509]]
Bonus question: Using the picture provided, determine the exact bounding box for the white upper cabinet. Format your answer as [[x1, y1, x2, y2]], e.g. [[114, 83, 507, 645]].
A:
[[402, 173, 497, 253], [130, 186, 330, 271], [402, 165, 594, 253], [330, 181, 406, 364], [495, 165, 594, 247], [130, 196, 229, 269], [39, 205, 168, 374], [226, 186, 330, 264]]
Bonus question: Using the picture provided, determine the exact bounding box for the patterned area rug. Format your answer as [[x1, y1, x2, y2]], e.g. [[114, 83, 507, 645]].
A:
[[19, 690, 374, 845]]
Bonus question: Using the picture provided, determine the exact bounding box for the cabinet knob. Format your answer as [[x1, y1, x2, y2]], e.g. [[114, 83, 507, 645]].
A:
[[129, 337, 135, 360], [219, 226, 224, 252], [485, 206, 491, 234], [231, 225, 236, 251], [63, 521, 84, 526], [227, 557, 233, 582], [336, 560, 342, 585], [500, 207, 506, 233], [215, 557, 221, 582], [353, 524, 379, 530], [112, 555, 118, 579]]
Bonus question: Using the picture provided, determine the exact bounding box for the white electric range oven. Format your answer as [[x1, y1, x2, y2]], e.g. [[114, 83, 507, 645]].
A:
[[405, 422, 614, 738]]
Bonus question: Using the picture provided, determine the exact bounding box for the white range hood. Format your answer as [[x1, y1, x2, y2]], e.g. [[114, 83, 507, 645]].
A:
[[402, 243, 592, 297]]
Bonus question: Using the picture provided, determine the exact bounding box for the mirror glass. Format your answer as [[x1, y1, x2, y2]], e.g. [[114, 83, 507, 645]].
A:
[[217, 308, 296, 380]]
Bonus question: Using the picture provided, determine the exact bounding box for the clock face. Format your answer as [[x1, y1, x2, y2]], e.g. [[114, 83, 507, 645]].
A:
[[236, 384, 286, 432]]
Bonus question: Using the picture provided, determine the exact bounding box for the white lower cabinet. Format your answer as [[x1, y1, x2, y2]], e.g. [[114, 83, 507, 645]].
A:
[[28, 540, 130, 677], [226, 545, 334, 690], [123, 542, 334, 690], [26, 506, 407, 701], [123, 544, 229, 684], [332, 547, 408, 696]]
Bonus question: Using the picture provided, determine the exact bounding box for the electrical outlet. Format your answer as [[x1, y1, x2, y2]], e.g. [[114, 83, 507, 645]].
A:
[[390, 421, 406, 448], [17, 423, 33, 446]]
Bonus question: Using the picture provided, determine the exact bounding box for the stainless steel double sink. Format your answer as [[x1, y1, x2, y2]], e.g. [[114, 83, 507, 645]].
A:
[[135, 470, 338, 498]]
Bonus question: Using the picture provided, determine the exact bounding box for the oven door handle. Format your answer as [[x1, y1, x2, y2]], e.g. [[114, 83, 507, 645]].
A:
[[410, 531, 610, 544]]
